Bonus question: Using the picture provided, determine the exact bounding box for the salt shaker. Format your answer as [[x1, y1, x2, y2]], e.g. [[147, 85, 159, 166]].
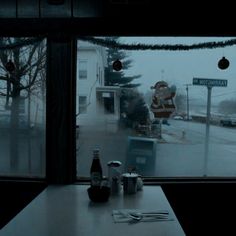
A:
[[107, 161, 122, 194]]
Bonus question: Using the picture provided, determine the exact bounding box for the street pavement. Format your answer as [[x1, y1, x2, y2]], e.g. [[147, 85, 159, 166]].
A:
[[76, 124, 181, 177], [77, 121, 236, 178]]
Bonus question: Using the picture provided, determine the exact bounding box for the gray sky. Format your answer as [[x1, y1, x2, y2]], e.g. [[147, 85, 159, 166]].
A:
[[121, 37, 236, 105]]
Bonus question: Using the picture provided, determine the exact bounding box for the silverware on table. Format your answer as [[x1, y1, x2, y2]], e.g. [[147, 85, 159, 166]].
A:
[[129, 212, 169, 220]]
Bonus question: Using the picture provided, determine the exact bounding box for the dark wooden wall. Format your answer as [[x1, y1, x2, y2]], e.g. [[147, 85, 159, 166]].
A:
[[162, 183, 236, 235]]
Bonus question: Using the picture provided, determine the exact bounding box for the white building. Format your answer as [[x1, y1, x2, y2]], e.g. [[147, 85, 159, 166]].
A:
[[76, 41, 120, 132]]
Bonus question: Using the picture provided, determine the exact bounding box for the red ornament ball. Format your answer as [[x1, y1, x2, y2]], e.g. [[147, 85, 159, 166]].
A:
[[218, 57, 230, 70], [113, 60, 122, 71], [5, 60, 15, 72]]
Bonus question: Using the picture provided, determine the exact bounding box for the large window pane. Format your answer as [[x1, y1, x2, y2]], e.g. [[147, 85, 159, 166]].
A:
[[76, 37, 236, 178], [0, 37, 46, 178]]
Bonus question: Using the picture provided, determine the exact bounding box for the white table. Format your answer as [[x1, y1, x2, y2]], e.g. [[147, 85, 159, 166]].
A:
[[0, 185, 186, 236]]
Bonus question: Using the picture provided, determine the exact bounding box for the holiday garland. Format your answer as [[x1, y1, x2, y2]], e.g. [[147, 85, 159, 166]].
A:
[[1, 36, 236, 51], [78, 36, 236, 51]]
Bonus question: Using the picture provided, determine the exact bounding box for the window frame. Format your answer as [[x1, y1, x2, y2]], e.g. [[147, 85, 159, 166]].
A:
[[78, 59, 88, 80], [0, 17, 235, 185]]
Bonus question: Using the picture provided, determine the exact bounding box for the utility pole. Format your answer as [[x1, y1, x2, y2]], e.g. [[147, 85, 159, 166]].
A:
[[184, 84, 192, 121]]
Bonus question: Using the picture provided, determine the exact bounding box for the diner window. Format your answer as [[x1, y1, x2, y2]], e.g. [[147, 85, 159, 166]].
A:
[[76, 37, 236, 179], [0, 37, 46, 178], [79, 60, 88, 79]]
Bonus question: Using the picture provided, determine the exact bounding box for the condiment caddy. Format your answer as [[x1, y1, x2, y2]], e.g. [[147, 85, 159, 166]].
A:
[[87, 148, 143, 203]]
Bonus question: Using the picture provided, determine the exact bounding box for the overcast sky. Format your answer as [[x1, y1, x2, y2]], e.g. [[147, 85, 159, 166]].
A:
[[121, 37, 236, 105]]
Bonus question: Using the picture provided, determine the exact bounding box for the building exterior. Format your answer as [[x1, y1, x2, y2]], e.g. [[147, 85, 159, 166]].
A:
[[76, 40, 120, 132], [0, 40, 121, 132]]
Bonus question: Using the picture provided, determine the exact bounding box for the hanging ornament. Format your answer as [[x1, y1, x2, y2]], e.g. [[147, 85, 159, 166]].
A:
[[113, 59, 122, 71], [218, 56, 230, 70], [5, 60, 15, 72]]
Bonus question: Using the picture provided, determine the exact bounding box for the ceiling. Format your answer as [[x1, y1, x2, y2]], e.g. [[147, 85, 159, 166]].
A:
[[0, 1, 234, 36], [0, 0, 103, 18]]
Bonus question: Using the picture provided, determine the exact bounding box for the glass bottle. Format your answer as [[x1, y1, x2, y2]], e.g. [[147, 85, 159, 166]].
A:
[[90, 149, 103, 187]]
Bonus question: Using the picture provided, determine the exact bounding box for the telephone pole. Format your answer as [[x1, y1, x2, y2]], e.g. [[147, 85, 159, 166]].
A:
[[184, 84, 192, 120]]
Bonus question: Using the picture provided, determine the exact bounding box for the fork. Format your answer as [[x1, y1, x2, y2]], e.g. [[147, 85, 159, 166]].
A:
[[129, 212, 169, 221]]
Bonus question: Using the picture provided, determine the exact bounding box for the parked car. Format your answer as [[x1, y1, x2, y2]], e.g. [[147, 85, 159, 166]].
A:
[[173, 115, 184, 120], [220, 118, 236, 127]]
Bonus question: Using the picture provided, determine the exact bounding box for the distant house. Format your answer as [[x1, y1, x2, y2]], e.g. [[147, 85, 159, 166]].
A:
[[76, 41, 120, 132]]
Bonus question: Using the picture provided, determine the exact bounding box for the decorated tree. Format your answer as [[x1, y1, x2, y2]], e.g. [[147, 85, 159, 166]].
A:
[[105, 37, 141, 88], [104, 37, 150, 127]]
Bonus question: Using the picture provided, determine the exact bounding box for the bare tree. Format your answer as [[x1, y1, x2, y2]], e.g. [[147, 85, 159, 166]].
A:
[[0, 37, 46, 171]]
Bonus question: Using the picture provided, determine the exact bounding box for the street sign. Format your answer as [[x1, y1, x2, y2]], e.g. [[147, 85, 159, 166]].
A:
[[193, 78, 228, 87], [192, 77, 227, 176]]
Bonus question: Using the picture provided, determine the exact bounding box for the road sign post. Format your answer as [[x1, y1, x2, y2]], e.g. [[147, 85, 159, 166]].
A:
[[192, 78, 227, 176]]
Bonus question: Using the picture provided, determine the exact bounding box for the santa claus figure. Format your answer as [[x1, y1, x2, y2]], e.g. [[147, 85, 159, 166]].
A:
[[150, 81, 176, 118]]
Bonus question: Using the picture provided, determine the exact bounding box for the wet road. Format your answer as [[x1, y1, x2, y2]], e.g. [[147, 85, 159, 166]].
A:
[[77, 121, 236, 178]]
